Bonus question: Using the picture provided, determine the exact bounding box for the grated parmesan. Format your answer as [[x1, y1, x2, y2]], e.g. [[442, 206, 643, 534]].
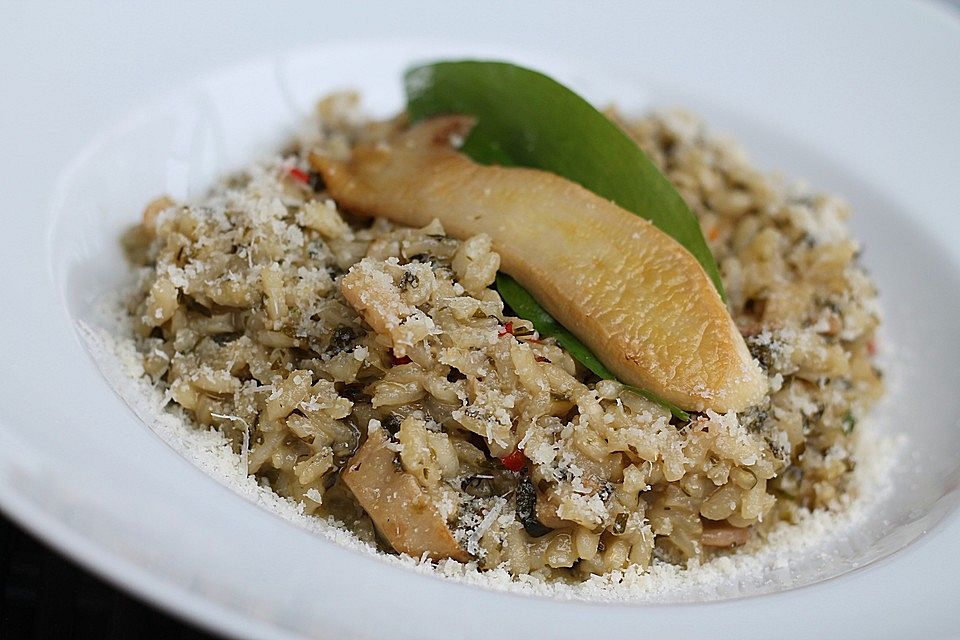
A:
[[77, 291, 904, 602]]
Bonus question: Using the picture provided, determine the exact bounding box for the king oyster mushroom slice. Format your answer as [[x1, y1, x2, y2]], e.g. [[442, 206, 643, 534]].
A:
[[312, 116, 765, 413], [341, 428, 470, 562]]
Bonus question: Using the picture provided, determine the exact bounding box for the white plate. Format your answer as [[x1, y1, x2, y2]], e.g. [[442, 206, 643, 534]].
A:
[[2, 2, 960, 638]]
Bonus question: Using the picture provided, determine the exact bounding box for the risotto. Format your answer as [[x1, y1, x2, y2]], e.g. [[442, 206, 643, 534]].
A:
[[121, 92, 883, 580]]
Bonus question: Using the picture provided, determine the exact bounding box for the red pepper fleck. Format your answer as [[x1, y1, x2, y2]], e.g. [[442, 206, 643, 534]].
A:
[[501, 449, 526, 472], [867, 339, 878, 356], [390, 350, 411, 365], [498, 321, 514, 338], [288, 167, 310, 184]]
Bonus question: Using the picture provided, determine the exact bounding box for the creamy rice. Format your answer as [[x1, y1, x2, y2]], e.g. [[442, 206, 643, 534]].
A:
[[121, 94, 883, 581]]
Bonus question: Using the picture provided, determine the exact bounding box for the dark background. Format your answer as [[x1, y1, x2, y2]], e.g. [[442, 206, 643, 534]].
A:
[[0, 512, 217, 639]]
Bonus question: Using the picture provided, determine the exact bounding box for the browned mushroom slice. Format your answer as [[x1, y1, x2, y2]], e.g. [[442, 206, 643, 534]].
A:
[[341, 428, 471, 562], [700, 522, 752, 548], [311, 117, 765, 413]]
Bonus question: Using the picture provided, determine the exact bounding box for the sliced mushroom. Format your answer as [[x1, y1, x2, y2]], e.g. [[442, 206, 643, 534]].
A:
[[341, 428, 471, 562], [312, 117, 765, 413], [700, 522, 752, 548]]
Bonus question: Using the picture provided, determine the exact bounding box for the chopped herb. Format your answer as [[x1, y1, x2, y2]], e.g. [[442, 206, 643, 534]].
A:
[[598, 482, 614, 502], [339, 382, 368, 402], [445, 367, 466, 383], [184, 296, 212, 317], [611, 512, 629, 535], [399, 271, 420, 290], [842, 410, 856, 434], [325, 326, 358, 356], [382, 414, 403, 435], [307, 170, 325, 192], [746, 336, 776, 371], [407, 253, 433, 264], [510, 325, 536, 338], [211, 332, 242, 345], [516, 473, 552, 538], [461, 474, 495, 498], [742, 407, 769, 433], [765, 434, 789, 462]]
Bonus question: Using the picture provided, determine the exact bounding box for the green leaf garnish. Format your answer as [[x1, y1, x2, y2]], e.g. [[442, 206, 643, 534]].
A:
[[497, 274, 689, 421], [405, 60, 717, 421]]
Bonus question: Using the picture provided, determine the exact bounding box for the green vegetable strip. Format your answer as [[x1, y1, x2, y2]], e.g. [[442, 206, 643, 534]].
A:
[[497, 274, 690, 421], [405, 60, 725, 298]]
